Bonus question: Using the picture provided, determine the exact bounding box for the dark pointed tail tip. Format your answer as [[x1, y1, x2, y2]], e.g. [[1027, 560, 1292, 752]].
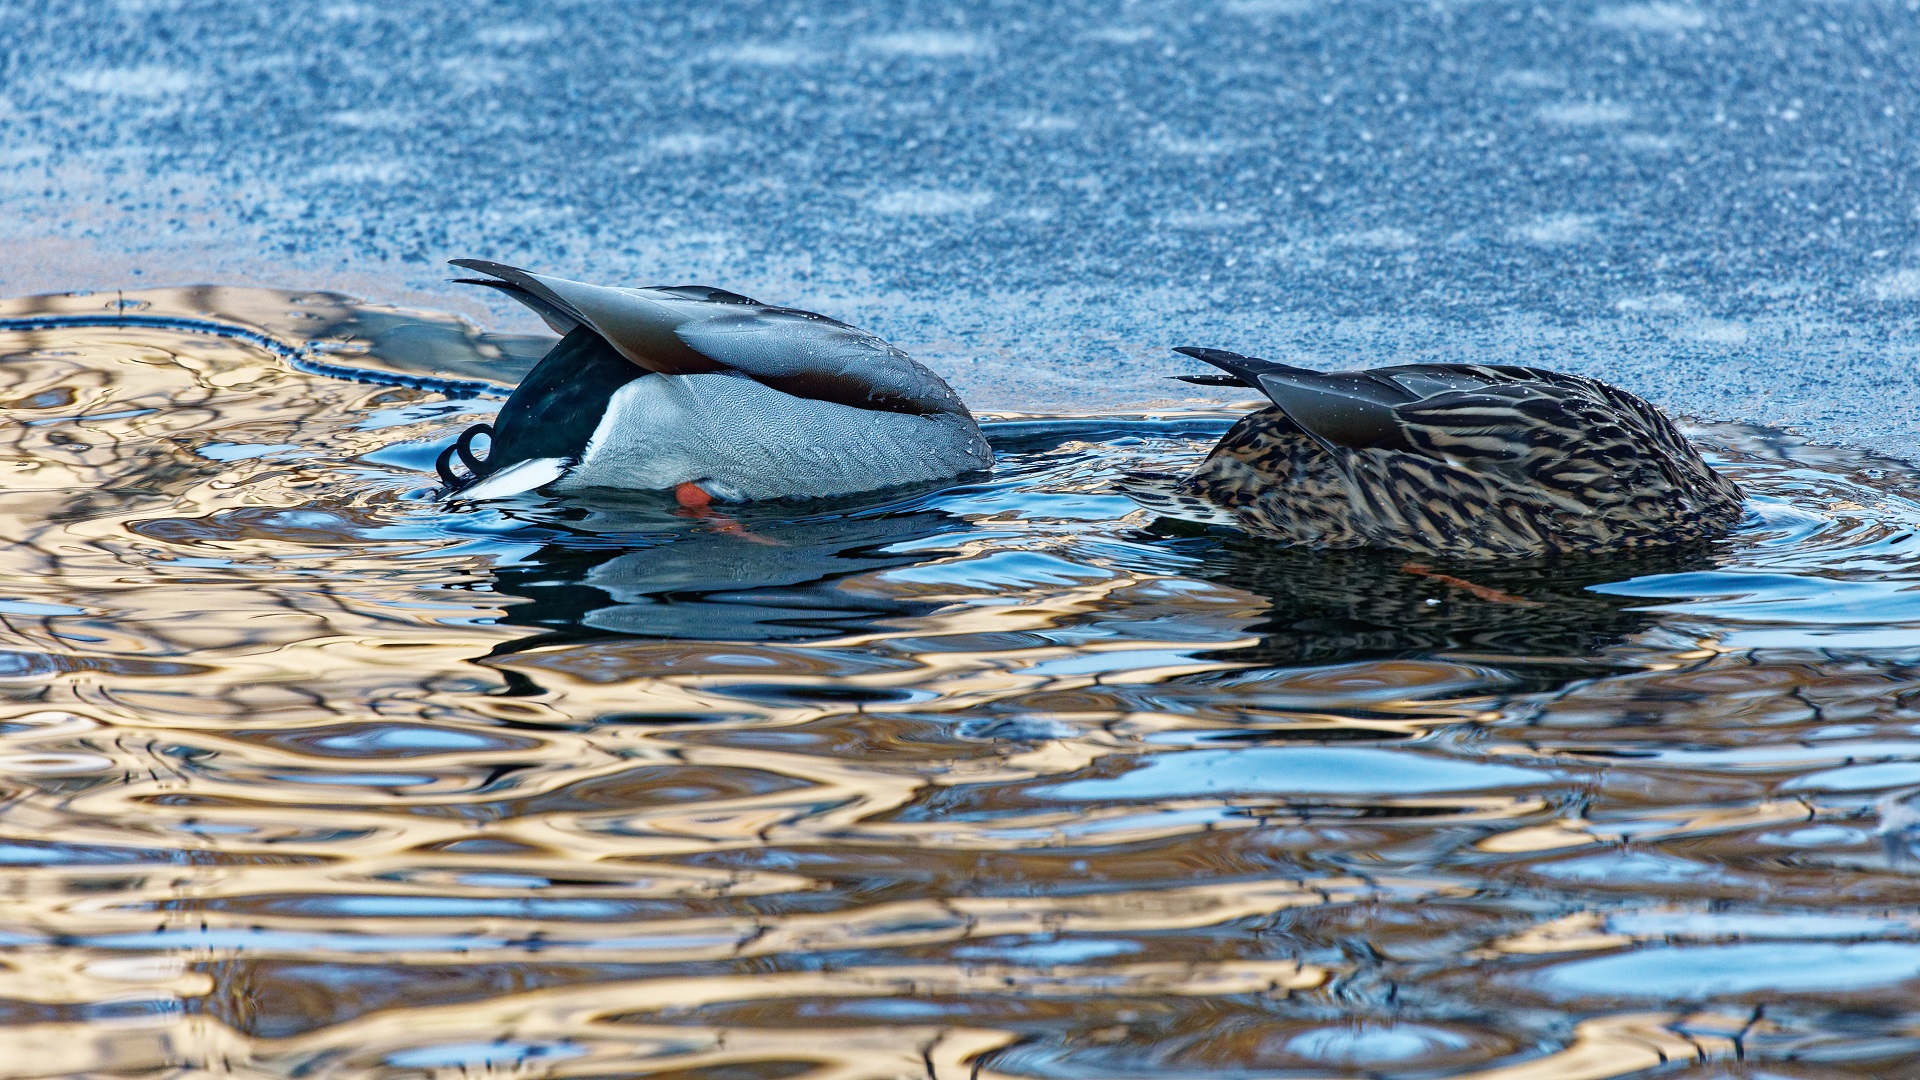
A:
[[1173, 345, 1263, 366], [1171, 346, 1261, 385], [447, 258, 512, 276], [1172, 374, 1250, 386]]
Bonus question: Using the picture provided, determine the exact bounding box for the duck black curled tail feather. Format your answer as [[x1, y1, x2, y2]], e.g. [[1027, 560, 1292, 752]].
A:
[[434, 423, 496, 491], [1122, 348, 1744, 558]]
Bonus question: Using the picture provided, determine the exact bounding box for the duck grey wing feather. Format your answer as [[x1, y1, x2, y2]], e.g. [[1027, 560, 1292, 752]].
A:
[[675, 308, 969, 416], [451, 260, 968, 417], [642, 284, 762, 305]]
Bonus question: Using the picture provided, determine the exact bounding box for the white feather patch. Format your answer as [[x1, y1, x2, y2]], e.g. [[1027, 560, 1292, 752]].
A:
[[455, 457, 569, 501]]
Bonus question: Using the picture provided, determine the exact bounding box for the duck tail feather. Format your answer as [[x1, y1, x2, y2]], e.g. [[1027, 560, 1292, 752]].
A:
[[449, 260, 591, 335], [1113, 471, 1245, 527], [1171, 346, 1338, 387], [1172, 373, 1253, 387], [1171, 347, 1413, 451], [1172, 346, 1265, 386], [452, 277, 582, 335]]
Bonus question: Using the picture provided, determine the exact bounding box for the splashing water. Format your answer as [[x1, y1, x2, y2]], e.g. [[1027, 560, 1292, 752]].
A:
[[4, 286, 1920, 1077]]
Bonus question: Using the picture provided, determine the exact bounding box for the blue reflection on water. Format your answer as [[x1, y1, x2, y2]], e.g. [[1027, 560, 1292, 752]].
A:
[[1540, 942, 1920, 997], [1042, 747, 1554, 799]]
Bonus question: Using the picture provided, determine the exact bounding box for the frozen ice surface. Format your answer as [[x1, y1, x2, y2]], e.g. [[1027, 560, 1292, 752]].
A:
[[1, 0, 1917, 453]]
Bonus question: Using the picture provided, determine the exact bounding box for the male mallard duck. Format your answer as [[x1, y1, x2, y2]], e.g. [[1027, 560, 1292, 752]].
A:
[[435, 261, 992, 501], [1119, 348, 1743, 558]]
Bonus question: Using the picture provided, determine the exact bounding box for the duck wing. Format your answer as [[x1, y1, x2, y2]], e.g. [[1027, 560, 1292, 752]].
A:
[[674, 307, 967, 416], [452, 260, 966, 417], [1173, 348, 1593, 457], [1367, 363, 1547, 398]]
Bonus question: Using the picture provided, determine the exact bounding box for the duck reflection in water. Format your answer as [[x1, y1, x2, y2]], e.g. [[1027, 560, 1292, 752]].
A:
[[1146, 523, 1724, 670], [482, 490, 971, 649], [474, 478, 1724, 696]]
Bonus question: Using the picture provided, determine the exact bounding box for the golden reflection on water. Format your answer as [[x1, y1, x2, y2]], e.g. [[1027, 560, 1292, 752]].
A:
[[4, 287, 1920, 1075]]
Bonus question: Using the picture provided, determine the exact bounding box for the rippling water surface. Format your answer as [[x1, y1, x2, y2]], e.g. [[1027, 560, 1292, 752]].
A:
[[6, 287, 1920, 1077]]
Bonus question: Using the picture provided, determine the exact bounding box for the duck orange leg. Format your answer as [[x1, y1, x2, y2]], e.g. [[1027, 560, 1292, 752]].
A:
[[672, 482, 781, 546], [1400, 562, 1540, 606]]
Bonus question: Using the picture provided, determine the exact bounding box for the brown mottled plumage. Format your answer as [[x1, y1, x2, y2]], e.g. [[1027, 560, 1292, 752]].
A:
[[1119, 348, 1744, 558]]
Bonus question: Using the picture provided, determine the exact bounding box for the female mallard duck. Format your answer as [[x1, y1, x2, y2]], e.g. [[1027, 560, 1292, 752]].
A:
[[1119, 347, 1744, 558], [435, 260, 992, 501]]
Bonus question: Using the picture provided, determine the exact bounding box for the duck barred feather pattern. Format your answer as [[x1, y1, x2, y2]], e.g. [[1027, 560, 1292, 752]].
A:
[[1109, 470, 1249, 529], [1132, 360, 1744, 558]]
